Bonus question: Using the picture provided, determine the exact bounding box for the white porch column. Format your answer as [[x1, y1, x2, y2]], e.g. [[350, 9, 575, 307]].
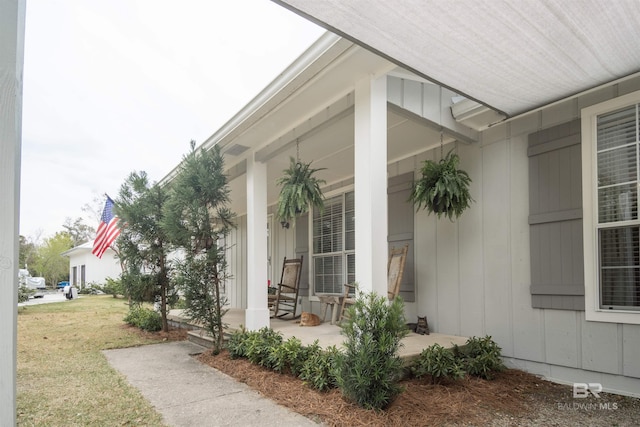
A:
[[0, 0, 25, 425], [245, 154, 270, 330], [354, 75, 388, 296]]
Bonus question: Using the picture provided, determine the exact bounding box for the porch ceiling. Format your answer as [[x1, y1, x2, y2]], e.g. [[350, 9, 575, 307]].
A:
[[274, 0, 640, 118], [227, 106, 445, 215]]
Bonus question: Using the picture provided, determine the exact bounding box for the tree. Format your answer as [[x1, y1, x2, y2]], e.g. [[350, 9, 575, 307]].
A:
[[115, 171, 175, 332], [19, 235, 38, 270], [162, 141, 235, 354], [62, 217, 96, 247], [32, 232, 73, 286]]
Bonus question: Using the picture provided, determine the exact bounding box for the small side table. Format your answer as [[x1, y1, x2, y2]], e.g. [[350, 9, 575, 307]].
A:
[[318, 295, 344, 325]]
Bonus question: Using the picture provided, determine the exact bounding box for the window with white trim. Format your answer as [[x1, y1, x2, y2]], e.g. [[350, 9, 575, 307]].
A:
[[583, 91, 640, 323], [312, 191, 355, 294]]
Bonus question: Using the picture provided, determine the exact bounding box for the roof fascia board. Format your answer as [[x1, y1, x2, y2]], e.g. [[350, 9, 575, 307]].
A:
[[204, 32, 349, 153], [501, 71, 640, 125]]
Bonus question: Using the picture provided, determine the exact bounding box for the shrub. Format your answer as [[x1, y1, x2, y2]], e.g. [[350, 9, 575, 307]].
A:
[[101, 277, 124, 298], [78, 286, 100, 295], [411, 343, 465, 383], [124, 306, 162, 332], [227, 328, 249, 359], [454, 335, 505, 380], [335, 291, 409, 410], [227, 329, 341, 391], [299, 343, 340, 391], [267, 337, 307, 375], [18, 285, 33, 303], [242, 327, 284, 368]]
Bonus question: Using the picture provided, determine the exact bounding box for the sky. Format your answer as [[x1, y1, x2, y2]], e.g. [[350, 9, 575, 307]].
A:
[[20, 0, 324, 242]]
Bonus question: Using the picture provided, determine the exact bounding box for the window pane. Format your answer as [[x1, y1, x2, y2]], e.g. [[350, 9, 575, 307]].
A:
[[600, 226, 639, 267], [345, 191, 355, 250], [600, 268, 640, 309], [313, 195, 342, 254], [599, 226, 640, 310], [598, 184, 637, 223], [597, 145, 636, 187], [312, 191, 355, 293], [346, 253, 356, 284], [597, 106, 637, 151], [314, 255, 343, 294]]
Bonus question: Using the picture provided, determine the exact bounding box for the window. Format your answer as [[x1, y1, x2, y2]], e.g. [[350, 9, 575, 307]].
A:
[[583, 90, 640, 324], [312, 191, 355, 294]]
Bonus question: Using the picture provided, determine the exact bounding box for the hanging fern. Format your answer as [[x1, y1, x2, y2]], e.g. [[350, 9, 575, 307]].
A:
[[410, 150, 473, 220], [276, 157, 326, 223]]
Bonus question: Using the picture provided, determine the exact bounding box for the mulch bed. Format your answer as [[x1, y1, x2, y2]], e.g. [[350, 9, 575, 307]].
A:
[[124, 329, 639, 426], [197, 349, 564, 427]]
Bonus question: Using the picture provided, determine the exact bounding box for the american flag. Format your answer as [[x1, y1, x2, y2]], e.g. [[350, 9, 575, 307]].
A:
[[92, 196, 121, 258]]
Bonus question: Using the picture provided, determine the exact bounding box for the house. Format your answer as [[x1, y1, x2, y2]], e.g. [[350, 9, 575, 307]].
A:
[[157, 3, 640, 397], [61, 241, 121, 289]]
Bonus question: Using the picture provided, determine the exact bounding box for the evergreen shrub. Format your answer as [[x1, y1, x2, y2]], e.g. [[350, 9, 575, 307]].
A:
[[335, 291, 409, 410], [411, 343, 465, 383], [124, 306, 162, 332]]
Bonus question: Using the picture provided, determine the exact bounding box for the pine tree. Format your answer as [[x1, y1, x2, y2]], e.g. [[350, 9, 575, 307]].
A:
[[116, 171, 175, 332], [162, 141, 235, 354]]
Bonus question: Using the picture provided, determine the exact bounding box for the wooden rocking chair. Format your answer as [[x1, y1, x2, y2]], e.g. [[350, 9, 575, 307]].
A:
[[268, 255, 303, 319], [339, 244, 409, 321]]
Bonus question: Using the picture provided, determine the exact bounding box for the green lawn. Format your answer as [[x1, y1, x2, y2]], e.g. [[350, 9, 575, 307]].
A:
[[17, 295, 167, 426]]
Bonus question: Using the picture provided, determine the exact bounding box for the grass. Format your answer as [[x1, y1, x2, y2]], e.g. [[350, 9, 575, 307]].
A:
[[17, 295, 168, 426]]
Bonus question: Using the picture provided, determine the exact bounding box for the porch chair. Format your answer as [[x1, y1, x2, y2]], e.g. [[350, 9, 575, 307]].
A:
[[339, 244, 409, 321], [268, 255, 304, 319]]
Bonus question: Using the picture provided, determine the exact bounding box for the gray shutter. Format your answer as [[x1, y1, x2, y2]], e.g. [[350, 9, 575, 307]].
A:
[[528, 119, 584, 310], [388, 172, 415, 302], [295, 212, 310, 297]]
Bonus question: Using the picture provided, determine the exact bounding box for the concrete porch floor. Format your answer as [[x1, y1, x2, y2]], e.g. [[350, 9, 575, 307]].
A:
[[169, 308, 468, 364]]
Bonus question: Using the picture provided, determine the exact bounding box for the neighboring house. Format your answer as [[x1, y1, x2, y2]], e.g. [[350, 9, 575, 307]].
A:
[[160, 4, 640, 397], [61, 241, 121, 289]]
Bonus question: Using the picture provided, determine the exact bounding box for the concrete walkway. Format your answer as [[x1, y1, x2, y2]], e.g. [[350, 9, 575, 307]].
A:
[[103, 341, 319, 427]]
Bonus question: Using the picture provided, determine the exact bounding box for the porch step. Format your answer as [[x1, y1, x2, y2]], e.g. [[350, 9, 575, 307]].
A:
[[187, 329, 235, 349], [187, 330, 215, 348]]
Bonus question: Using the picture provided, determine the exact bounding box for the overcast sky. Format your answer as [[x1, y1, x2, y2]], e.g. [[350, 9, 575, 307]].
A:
[[20, 0, 324, 242]]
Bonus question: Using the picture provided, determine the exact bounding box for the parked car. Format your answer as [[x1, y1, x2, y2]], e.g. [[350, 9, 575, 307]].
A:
[[57, 281, 70, 289]]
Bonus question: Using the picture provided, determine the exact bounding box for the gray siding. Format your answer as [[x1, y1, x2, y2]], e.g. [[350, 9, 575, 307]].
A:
[[388, 172, 415, 302], [528, 119, 585, 310]]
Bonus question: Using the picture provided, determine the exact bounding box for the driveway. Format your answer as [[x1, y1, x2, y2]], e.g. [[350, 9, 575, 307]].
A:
[[18, 290, 70, 306]]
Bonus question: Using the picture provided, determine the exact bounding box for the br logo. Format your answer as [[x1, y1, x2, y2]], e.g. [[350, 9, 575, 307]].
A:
[[573, 383, 602, 398]]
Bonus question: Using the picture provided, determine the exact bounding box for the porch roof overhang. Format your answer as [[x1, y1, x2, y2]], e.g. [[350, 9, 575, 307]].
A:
[[274, 0, 640, 119], [162, 31, 468, 216]]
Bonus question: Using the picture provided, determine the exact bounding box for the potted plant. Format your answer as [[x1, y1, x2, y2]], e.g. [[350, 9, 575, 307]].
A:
[[276, 157, 326, 225], [410, 149, 473, 220]]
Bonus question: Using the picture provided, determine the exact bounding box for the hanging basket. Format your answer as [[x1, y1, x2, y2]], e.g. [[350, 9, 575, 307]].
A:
[[276, 157, 326, 224], [410, 149, 473, 220]]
